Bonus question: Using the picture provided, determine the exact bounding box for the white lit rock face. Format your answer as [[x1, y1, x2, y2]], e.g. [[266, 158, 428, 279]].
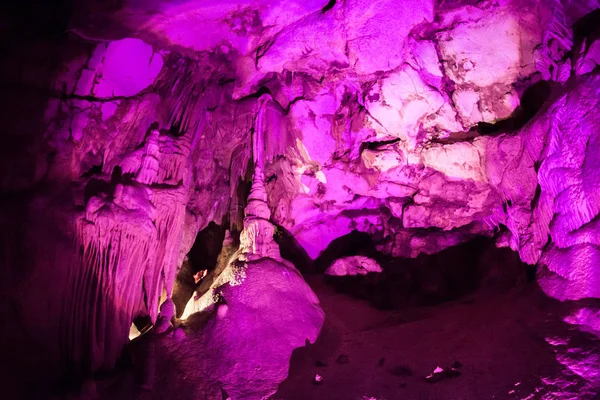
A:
[[325, 256, 382, 276], [2, 0, 600, 395]]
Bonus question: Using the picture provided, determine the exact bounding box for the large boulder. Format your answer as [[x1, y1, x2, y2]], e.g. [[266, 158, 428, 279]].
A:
[[168, 258, 324, 400]]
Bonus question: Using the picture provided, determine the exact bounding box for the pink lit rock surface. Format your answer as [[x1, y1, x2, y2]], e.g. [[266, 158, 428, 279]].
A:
[[74, 38, 163, 98]]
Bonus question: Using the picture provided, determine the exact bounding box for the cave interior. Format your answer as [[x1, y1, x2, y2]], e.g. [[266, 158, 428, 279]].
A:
[[1, 0, 600, 399]]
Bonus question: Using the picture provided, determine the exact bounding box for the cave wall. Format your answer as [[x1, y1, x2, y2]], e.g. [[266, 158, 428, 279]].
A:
[[0, 0, 599, 388]]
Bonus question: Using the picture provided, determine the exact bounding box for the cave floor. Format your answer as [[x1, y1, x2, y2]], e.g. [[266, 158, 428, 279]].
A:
[[273, 276, 596, 400]]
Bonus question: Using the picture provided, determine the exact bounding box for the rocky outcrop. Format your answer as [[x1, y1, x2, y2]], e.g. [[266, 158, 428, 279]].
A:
[[325, 256, 382, 277]]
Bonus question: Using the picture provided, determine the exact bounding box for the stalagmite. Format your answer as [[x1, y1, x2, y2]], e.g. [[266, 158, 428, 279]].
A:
[[239, 95, 285, 262]]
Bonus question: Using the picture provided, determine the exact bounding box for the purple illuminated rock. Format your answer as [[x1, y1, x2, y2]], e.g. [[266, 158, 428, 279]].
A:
[[510, 74, 600, 301], [75, 38, 163, 98], [169, 258, 324, 400]]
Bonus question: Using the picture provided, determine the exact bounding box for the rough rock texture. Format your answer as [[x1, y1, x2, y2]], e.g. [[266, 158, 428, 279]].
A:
[[495, 74, 600, 300], [325, 256, 382, 277], [1, 0, 600, 396], [164, 258, 324, 400]]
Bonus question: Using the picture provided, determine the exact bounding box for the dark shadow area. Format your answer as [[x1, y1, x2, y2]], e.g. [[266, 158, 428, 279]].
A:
[[313, 230, 373, 272], [0, 0, 73, 41], [321, 236, 527, 310], [274, 271, 596, 400], [573, 9, 600, 51], [476, 80, 556, 135], [172, 222, 227, 317], [83, 166, 123, 203], [0, 0, 81, 194], [321, 0, 337, 13], [434, 79, 562, 145], [274, 223, 315, 273], [230, 159, 254, 232], [187, 222, 227, 273]]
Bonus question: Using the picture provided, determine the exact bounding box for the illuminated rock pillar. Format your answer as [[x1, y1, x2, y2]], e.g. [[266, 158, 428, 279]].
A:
[[239, 95, 282, 261]]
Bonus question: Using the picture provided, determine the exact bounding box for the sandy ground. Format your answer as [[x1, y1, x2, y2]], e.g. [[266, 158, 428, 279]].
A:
[[273, 275, 597, 400]]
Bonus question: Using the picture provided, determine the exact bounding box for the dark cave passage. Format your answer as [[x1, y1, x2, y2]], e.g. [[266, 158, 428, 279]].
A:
[[171, 222, 227, 317], [305, 233, 527, 310]]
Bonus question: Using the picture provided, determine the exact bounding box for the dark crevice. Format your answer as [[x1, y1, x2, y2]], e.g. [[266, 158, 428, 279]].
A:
[[314, 231, 373, 273], [147, 181, 185, 190], [430, 128, 480, 145], [187, 222, 228, 275], [231, 161, 254, 232], [530, 185, 542, 210], [132, 315, 152, 335], [283, 95, 305, 114], [80, 164, 103, 178], [171, 222, 227, 317], [237, 86, 272, 102], [321, 0, 336, 13], [83, 166, 123, 204], [255, 38, 275, 67], [524, 263, 537, 283], [360, 137, 401, 152], [434, 80, 560, 145], [478, 80, 556, 135], [217, 77, 235, 87], [64, 91, 152, 104]]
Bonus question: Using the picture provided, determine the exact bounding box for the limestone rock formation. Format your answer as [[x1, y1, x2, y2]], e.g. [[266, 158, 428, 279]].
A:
[[1, 0, 600, 397], [325, 256, 383, 277]]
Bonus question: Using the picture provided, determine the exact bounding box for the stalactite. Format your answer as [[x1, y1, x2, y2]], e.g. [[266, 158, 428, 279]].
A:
[[66, 204, 156, 372], [144, 186, 189, 321], [136, 129, 161, 185], [136, 130, 192, 186]]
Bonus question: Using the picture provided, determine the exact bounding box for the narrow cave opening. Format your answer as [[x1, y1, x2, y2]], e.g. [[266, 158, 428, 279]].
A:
[[171, 221, 227, 317], [313, 230, 373, 272]]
